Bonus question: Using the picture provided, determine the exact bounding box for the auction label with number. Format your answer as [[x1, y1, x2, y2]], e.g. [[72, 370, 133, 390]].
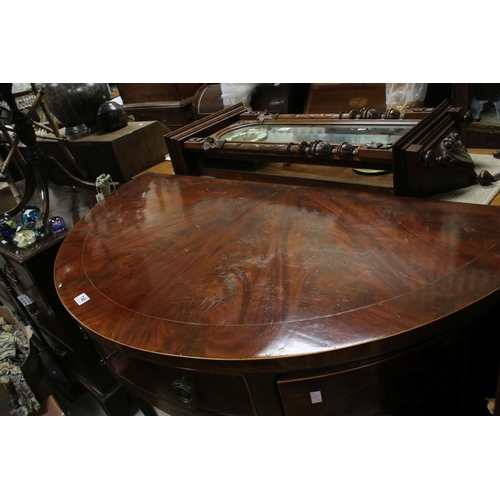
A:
[[17, 294, 34, 306], [74, 293, 90, 305]]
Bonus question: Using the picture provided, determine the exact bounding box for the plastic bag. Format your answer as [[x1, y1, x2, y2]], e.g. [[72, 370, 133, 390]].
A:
[[385, 83, 428, 112], [220, 83, 258, 109]]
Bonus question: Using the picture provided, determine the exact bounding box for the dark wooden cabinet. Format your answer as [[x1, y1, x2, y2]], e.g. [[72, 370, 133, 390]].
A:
[[0, 183, 134, 415]]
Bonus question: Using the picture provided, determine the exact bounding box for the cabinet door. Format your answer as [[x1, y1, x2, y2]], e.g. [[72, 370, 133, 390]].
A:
[[278, 332, 469, 416]]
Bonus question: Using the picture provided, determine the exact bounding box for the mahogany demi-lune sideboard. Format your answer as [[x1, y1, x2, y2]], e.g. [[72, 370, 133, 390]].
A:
[[54, 173, 500, 415]]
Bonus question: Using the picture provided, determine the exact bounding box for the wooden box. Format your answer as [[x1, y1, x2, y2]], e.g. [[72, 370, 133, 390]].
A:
[[64, 121, 170, 182], [26, 121, 170, 183]]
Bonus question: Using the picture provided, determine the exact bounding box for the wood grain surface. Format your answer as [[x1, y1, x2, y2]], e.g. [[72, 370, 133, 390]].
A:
[[54, 173, 500, 375]]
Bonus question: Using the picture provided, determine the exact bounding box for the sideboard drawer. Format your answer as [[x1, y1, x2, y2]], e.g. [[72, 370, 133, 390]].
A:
[[103, 348, 257, 416]]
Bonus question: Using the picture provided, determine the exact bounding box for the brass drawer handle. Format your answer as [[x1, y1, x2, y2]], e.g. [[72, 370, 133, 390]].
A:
[[171, 379, 198, 406]]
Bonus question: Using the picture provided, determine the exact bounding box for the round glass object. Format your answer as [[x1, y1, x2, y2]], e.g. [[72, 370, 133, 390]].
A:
[[13, 228, 37, 249], [0, 217, 17, 242], [21, 205, 40, 226], [48, 216, 66, 234]]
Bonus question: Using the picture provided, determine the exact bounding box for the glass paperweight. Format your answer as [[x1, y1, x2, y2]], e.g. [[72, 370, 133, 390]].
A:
[[47, 216, 66, 234], [0, 216, 17, 242], [30, 220, 45, 239], [13, 228, 37, 249], [21, 205, 40, 226]]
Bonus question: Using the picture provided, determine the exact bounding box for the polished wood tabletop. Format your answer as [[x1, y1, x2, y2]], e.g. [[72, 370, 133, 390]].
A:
[[55, 173, 500, 374]]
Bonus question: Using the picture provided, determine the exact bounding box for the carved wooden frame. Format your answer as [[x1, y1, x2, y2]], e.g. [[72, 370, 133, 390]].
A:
[[166, 100, 474, 198]]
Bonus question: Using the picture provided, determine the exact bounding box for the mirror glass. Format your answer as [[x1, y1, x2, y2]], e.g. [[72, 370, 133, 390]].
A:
[[218, 123, 417, 145]]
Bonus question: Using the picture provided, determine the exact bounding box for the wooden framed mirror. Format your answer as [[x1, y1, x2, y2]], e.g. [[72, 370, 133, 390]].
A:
[[166, 99, 474, 198]]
